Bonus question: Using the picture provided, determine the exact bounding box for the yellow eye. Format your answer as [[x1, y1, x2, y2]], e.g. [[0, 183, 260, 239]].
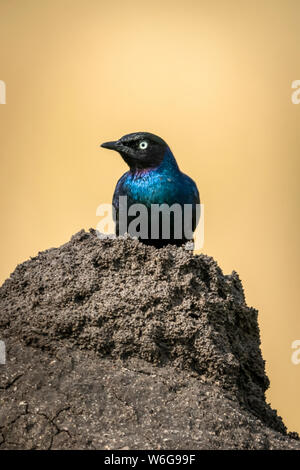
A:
[[139, 140, 148, 150]]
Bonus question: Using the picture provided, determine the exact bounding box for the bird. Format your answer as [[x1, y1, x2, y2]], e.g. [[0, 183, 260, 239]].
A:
[[101, 132, 200, 248]]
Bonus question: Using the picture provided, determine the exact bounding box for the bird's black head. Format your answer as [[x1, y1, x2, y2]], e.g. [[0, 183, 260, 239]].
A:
[[101, 132, 168, 170]]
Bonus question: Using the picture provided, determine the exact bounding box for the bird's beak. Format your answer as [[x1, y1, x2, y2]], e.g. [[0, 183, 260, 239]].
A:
[[100, 139, 134, 157], [100, 140, 118, 151]]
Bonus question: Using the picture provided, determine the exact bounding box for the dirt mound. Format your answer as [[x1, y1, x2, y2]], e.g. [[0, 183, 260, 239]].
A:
[[0, 229, 299, 449]]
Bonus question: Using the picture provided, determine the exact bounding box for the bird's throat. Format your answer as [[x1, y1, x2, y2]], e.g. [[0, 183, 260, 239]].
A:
[[131, 167, 157, 178]]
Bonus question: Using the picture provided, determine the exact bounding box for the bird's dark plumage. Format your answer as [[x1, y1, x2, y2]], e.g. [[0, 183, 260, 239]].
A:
[[101, 132, 200, 248]]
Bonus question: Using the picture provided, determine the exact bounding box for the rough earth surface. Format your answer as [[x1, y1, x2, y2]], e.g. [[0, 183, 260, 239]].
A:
[[0, 229, 299, 450]]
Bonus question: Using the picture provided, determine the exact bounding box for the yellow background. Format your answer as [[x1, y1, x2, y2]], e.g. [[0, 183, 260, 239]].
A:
[[0, 0, 299, 433]]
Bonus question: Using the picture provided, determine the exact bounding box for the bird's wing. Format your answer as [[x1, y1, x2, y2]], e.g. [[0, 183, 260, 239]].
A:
[[181, 174, 200, 232]]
